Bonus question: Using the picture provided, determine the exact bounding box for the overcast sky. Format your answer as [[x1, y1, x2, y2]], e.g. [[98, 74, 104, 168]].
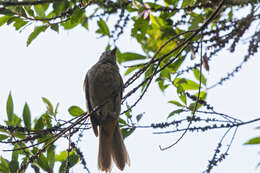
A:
[[0, 22, 260, 173]]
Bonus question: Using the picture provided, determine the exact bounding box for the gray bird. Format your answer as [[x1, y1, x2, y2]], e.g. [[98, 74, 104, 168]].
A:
[[83, 48, 130, 172]]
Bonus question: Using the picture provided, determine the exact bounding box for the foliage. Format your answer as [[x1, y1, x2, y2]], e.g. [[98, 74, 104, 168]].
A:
[[0, 0, 260, 172], [0, 93, 62, 172]]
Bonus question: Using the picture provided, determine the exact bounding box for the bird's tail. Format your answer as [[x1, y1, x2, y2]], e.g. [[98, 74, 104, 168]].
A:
[[111, 124, 130, 170], [98, 122, 130, 172], [98, 123, 113, 172]]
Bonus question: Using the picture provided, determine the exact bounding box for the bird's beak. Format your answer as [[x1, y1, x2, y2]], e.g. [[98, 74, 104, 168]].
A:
[[111, 47, 117, 55]]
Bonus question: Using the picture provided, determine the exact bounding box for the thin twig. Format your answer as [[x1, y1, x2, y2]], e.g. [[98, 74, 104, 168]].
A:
[[153, 117, 260, 134], [0, 0, 61, 6], [159, 32, 204, 150], [158, 0, 226, 150]]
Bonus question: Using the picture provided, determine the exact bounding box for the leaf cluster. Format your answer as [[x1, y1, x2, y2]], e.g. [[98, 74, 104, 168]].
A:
[[0, 93, 81, 173]]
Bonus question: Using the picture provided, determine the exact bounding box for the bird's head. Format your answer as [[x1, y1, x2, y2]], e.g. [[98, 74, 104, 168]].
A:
[[99, 48, 118, 65]]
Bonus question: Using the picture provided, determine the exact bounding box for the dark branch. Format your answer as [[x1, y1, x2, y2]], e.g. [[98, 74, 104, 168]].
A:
[[0, 0, 61, 6]]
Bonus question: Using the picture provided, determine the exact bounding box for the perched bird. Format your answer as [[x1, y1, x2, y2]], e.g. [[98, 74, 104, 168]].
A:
[[83, 48, 130, 172]]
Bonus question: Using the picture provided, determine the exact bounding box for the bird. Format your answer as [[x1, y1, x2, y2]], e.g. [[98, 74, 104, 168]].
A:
[[83, 48, 130, 172]]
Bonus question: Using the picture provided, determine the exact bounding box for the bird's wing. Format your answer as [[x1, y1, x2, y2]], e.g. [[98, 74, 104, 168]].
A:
[[119, 74, 124, 99], [84, 73, 99, 136]]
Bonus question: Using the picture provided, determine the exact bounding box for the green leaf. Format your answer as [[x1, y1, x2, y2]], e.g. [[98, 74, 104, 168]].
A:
[[53, 1, 67, 16], [189, 12, 204, 30], [0, 134, 8, 141], [167, 56, 185, 74], [81, 17, 88, 30], [67, 153, 79, 167], [125, 66, 139, 75], [68, 106, 84, 117], [58, 161, 66, 173], [167, 109, 185, 119], [13, 134, 25, 140], [194, 91, 207, 100], [42, 97, 53, 115], [51, 24, 59, 32], [0, 16, 12, 27], [150, 14, 160, 28], [174, 78, 200, 90], [32, 147, 39, 155], [193, 68, 207, 86], [11, 150, 19, 161], [0, 157, 10, 173], [164, 0, 178, 6], [55, 151, 67, 162], [9, 160, 19, 173], [245, 137, 260, 145], [118, 117, 127, 125], [168, 100, 185, 107], [42, 113, 52, 128], [160, 68, 171, 80], [12, 133, 25, 141], [145, 64, 154, 78], [34, 4, 49, 17], [47, 145, 55, 170], [141, 64, 154, 90], [125, 103, 132, 119], [34, 117, 44, 130], [176, 85, 187, 105], [117, 52, 146, 64], [181, 0, 195, 8], [121, 127, 135, 139], [96, 19, 110, 36], [24, 6, 35, 17], [37, 134, 53, 145], [189, 103, 199, 111], [125, 110, 131, 119], [188, 91, 207, 111], [0, 8, 14, 15], [7, 114, 22, 129], [131, 16, 149, 43], [37, 153, 50, 172], [58, 153, 79, 173], [71, 8, 84, 25], [158, 79, 169, 92], [6, 17, 16, 25], [61, 18, 79, 30], [105, 44, 111, 51], [22, 103, 31, 129], [54, 103, 59, 115], [13, 18, 28, 31], [27, 25, 48, 46], [136, 113, 143, 122], [228, 9, 233, 21], [6, 92, 14, 122]]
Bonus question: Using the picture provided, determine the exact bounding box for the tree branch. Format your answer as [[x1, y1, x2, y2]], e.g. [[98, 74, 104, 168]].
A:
[[0, 0, 61, 6]]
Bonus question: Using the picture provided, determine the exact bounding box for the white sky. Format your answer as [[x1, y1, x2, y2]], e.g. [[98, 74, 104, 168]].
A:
[[0, 22, 260, 173]]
